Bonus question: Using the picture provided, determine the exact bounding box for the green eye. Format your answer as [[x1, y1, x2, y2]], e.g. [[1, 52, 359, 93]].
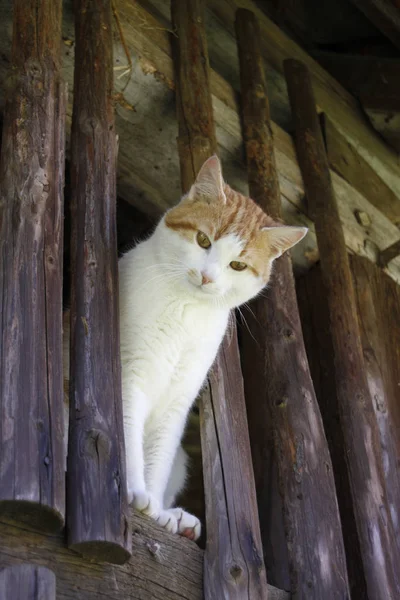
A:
[[230, 261, 247, 271], [197, 231, 211, 249]]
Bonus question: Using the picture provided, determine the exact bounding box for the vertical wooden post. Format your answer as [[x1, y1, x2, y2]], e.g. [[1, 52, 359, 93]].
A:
[[0, 565, 56, 600], [0, 0, 66, 532], [284, 58, 400, 599], [235, 10, 350, 598], [171, 2, 269, 598], [67, 0, 131, 564]]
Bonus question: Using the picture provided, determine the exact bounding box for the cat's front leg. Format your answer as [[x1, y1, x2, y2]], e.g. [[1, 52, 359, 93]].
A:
[[144, 407, 202, 541], [123, 385, 178, 534]]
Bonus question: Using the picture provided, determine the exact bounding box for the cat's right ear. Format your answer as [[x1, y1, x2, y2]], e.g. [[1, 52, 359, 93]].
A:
[[186, 155, 226, 204]]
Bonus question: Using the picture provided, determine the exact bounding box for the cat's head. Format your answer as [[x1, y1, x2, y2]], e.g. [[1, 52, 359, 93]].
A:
[[159, 156, 307, 308]]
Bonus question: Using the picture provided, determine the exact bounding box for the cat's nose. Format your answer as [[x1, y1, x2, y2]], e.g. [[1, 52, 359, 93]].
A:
[[201, 273, 213, 285]]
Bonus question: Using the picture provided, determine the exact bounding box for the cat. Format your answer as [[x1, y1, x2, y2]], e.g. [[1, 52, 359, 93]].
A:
[[64, 155, 307, 541]]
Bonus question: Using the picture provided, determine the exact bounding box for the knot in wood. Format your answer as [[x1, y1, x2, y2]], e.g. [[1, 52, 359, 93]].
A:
[[84, 428, 112, 460], [229, 563, 243, 580]]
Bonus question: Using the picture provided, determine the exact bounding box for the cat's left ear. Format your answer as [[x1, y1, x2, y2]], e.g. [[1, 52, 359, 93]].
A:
[[187, 155, 226, 203], [261, 226, 308, 259]]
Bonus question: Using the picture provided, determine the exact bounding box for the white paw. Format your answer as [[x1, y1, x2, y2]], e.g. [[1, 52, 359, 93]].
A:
[[156, 509, 178, 535], [167, 508, 201, 541], [132, 490, 161, 519]]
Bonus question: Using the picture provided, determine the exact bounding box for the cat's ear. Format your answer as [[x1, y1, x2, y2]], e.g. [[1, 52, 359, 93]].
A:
[[187, 155, 226, 203], [261, 226, 308, 259]]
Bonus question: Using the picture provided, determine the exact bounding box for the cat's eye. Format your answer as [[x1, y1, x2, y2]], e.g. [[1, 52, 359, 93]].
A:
[[230, 261, 247, 271], [197, 231, 211, 249]]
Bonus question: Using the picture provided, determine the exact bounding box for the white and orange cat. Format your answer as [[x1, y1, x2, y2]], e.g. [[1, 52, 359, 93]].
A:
[[65, 155, 307, 541]]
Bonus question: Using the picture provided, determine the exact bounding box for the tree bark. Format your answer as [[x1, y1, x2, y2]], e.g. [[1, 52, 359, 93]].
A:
[[171, 2, 268, 598], [67, 0, 130, 564], [0, 565, 56, 600], [285, 57, 400, 599], [236, 10, 350, 598], [0, 0, 66, 532]]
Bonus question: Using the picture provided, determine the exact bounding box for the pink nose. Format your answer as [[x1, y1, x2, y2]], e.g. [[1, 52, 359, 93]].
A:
[[201, 273, 213, 285]]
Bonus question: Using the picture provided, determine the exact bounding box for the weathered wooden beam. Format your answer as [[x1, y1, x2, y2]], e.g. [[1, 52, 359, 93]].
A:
[[0, 565, 56, 600], [0, 513, 290, 600], [315, 52, 400, 154], [284, 58, 400, 599], [379, 239, 400, 267], [204, 0, 400, 200], [314, 52, 400, 112], [296, 265, 369, 597], [0, 0, 66, 532], [321, 113, 400, 229], [67, 0, 131, 564], [106, 0, 400, 285], [347, 0, 400, 51], [351, 256, 400, 547], [171, 1, 268, 598], [235, 10, 350, 597]]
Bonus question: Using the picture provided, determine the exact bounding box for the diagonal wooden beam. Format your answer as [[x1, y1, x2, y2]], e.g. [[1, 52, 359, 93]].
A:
[[348, 0, 400, 51]]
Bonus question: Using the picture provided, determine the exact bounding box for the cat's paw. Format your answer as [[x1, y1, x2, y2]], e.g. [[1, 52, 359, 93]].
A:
[[130, 490, 178, 534], [131, 490, 161, 519], [167, 508, 201, 541], [156, 509, 178, 535]]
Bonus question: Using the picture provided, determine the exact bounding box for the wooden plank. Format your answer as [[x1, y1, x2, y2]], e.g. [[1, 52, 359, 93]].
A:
[[347, 0, 400, 51], [235, 10, 349, 597], [285, 58, 400, 599], [0, 514, 289, 600], [0, 565, 56, 600], [109, 0, 400, 285], [315, 53, 400, 153], [314, 53, 400, 112], [204, 0, 400, 200], [296, 265, 368, 598], [321, 113, 400, 228], [171, 2, 268, 598], [350, 256, 400, 548], [67, 0, 131, 564], [379, 239, 400, 266], [0, 0, 66, 532], [297, 258, 400, 595]]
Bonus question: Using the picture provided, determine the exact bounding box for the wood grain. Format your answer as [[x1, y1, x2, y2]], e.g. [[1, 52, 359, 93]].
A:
[[0, 0, 66, 532], [67, 0, 130, 564], [171, 1, 268, 597], [236, 11, 349, 597], [0, 513, 289, 600], [285, 58, 400, 599], [321, 113, 400, 228], [0, 564, 56, 600]]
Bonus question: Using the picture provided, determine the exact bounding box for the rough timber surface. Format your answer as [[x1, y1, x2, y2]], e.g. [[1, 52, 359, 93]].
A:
[[0, 0, 398, 283], [0, 0, 66, 531], [285, 58, 400, 599], [236, 10, 349, 598], [0, 514, 288, 600]]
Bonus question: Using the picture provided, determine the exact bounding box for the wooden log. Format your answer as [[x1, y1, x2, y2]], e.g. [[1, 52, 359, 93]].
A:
[[67, 0, 131, 564], [235, 10, 350, 597], [296, 265, 368, 598], [0, 564, 56, 600], [284, 58, 400, 599], [0, 513, 290, 600], [347, 0, 400, 51], [379, 239, 400, 267], [171, 1, 268, 598], [0, 0, 66, 532], [350, 256, 400, 548]]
